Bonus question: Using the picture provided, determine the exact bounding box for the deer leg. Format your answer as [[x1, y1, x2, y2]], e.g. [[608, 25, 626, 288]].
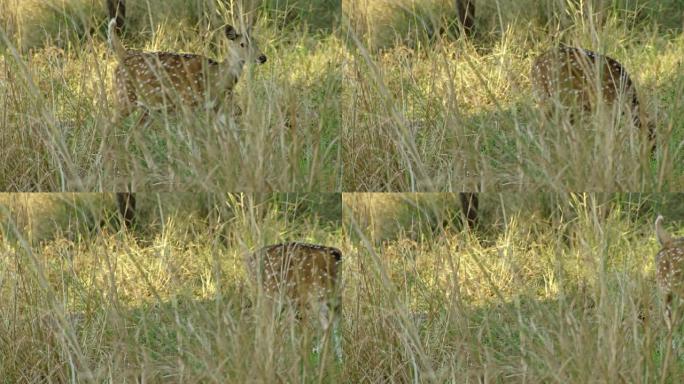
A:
[[647, 122, 657, 157], [313, 298, 343, 362], [313, 303, 331, 356], [331, 300, 343, 362], [664, 292, 673, 332]]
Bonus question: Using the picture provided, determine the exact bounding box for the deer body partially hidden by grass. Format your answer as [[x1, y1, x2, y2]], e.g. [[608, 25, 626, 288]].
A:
[[655, 215, 684, 330], [531, 46, 655, 153], [246, 242, 343, 361], [108, 18, 266, 120]]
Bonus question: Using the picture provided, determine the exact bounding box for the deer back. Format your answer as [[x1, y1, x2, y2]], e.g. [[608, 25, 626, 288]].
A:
[[247, 242, 342, 306], [531, 46, 637, 112]]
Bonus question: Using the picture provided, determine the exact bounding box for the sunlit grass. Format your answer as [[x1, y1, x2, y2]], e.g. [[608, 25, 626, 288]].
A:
[[0, 192, 344, 382], [1, 192, 684, 381], [0, 0, 342, 191], [342, 192, 684, 381], [342, 0, 684, 191]]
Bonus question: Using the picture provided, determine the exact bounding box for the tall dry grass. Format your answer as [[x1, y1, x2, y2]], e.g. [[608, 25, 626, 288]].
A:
[[342, 0, 684, 191], [0, 192, 344, 382], [342, 192, 684, 382], [1, 192, 682, 381], [0, 0, 342, 191]]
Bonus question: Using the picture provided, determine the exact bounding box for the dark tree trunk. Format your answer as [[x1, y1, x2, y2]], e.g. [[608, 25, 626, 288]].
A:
[[106, 0, 126, 34], [459, 193, 478, 229], [455, 0, 475, 37], [116, 192, 136, 229]]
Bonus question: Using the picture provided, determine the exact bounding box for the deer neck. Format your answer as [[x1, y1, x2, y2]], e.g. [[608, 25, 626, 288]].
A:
[[223, 49, 245, 84]]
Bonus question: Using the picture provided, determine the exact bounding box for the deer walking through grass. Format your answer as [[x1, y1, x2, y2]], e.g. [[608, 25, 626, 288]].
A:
[[655, 215, 684, 331], [531, 46, 655, 154], [246, 242, 344, 362]]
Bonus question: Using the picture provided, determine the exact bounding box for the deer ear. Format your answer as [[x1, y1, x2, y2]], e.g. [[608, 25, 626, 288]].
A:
[[225, 25, 237, 40]]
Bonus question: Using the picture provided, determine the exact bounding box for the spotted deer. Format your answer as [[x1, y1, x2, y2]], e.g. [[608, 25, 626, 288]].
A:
[[655, 215, 684, 330], [246, 242, 343, 361], [108, 17, 266, 121], [531, 46, 655, 153]]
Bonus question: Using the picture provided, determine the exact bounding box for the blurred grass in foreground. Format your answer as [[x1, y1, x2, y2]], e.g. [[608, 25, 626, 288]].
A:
[[0, 0, 343, 191]]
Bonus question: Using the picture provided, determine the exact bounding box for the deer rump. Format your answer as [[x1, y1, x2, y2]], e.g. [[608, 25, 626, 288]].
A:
[[531, 46, 654, 147], [655, 216, 684, 297], [247, 243, 342, 311]]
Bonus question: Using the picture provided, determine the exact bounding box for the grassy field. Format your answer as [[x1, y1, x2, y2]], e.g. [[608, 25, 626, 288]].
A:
[[1, 192, 683, 382], [0, 0, 342, 191], [2, 0, 681, 192], [343, 192, 684, 382], [342, 0, 684, 191], [0, 192, 344, 382], [2, 0, 684, 382]]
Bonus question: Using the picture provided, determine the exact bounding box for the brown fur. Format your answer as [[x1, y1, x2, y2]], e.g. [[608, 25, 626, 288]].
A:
[[531, 46, 655, 151], [113, 52, 231, 115], [108, 18, 266, 118], [654, 215, 684, 329], [246, 242, 343, 359], [246, 242, 342, 311]]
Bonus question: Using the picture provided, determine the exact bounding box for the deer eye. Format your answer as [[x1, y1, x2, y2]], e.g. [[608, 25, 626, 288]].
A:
[[240, 42, 245, 48]]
